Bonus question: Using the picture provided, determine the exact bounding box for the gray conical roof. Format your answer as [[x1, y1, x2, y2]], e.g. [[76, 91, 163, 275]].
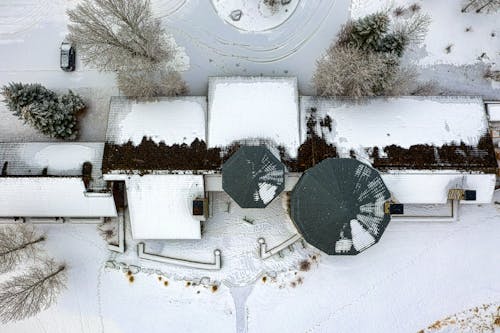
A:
[[222, 146, 285, 208], [290, 158, 391, 255]]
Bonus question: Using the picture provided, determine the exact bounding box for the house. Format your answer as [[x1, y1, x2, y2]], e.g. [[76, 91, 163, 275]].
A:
[[1, 77, 497, 245]]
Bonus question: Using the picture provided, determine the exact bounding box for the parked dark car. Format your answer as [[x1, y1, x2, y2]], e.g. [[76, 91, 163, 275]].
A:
[[60, 42, 75, 72]]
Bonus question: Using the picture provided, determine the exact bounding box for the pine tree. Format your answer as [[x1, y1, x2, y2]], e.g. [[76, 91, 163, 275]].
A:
[[377, 32, 408, 57], [1, 83, 84, 139], [1, 83, 56, 117], [347, 12, 390, 52]]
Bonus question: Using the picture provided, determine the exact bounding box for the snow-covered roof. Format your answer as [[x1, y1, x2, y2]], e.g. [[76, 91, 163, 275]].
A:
[[106, 96, 206, 145], [125, 175, 204, 239], [381, 171, 496, 204], [487, 103, 500, 122], [0, 142, 105, 179], [0, 177, 117, 217], [301, 96, 488, 152], [208, 77, 300, 157], [300, 96, 494, 171]]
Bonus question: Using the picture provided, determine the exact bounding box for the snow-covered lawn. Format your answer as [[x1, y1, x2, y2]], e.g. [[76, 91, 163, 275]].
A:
[[0, 224, 235, 333], [247, 194, 500, 333]]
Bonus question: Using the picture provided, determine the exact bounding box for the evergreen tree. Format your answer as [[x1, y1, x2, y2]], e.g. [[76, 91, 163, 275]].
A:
[[347, 12, 390, 52], [377, 32, 409, 57], [1, 83, 84, 139], [1, 83, 56, 117]]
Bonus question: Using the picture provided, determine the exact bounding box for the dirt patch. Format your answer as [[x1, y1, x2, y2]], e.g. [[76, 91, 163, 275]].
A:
[[298, 260, 311, 272]]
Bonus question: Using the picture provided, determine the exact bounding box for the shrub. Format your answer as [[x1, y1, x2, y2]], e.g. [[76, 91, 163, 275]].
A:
[[313, 46, 398, 98], [117, 70, 188, 99]]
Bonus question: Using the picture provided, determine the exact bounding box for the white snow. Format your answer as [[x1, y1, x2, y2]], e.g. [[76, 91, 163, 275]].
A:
[[0, 223, 236, 333], [381, 171, 496, 204], [208, 77, 300, 157], [0, 142, 106, 181], [350, 218, 376, 252], [124, 175, 204, 240], [350, 0, 499, 66], [247, 196, 500, 333], [301, 96, 489, 156], [256, 182, 277, 204], [33, 144, 94, 171], [117, 99, 206, 146], [0, 177, 117, 217], [487, 103, 500, 122], [210, 0, 300, 32]]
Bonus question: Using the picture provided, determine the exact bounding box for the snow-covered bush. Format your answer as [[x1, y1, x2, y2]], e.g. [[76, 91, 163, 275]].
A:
[[313, 47, 397, 97], [337, 11, 430, 57], [117, 69, 188, 99], [313, 11, 431, 98], [1, 82, 56, 113], [1, 83, 84, 139], [67, 0, 188, 98]]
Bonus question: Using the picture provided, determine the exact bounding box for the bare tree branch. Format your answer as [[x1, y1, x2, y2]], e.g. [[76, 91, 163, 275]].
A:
[[0, 225, 45, 274], [0, 259, 67, 323], [461, 0, 500, 12], [67, 0, 176, 71]]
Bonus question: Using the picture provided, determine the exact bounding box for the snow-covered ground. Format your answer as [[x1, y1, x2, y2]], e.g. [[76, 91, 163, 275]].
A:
[[1, 192, 499, 333]]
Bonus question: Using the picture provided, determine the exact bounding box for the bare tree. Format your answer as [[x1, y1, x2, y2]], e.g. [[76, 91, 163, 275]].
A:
[[313, 46, 398, 98], [462, 0, 500, 13], [0, 225, 45, 273], [117, 69, 188, 99], [67, 0, 177, 72], [0, 259, 67, 323], [393, 12, 431, 46]]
